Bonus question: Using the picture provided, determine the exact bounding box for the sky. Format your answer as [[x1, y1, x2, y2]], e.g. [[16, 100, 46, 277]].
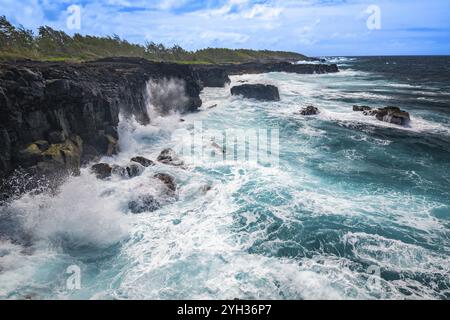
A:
[[1, 0, 449, 56]]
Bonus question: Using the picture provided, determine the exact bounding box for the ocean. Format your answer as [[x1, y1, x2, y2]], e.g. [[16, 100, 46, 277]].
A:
[[0, 56, 449, 299]]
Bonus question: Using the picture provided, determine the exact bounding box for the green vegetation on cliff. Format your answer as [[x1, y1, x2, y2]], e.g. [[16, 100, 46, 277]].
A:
[[0, 16, 307, 64]]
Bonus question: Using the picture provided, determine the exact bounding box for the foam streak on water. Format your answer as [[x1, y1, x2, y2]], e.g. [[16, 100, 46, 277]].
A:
[[0, 57, 449, 300]]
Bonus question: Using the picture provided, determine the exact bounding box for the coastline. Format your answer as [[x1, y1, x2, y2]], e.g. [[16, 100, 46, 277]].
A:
[[0, 57, 339, 201]]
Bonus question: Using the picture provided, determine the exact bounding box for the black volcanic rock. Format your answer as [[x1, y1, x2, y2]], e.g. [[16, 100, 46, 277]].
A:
[[154, 173, 177, 192], [299, 106, 320, 116], [91, 163, 112, 180], [231, 84, 280, 101], [374, 107, 411, 126], [193, 66, 231, 88], [111, 164, 128, 178], [221, 61, 339, 75], [354, 105, 411, 126], [0, 58, 202, 190], [192, 61, 339, 91], [128, 194, 161, 214], [126, 163, 145, 178], [353, 105, 372, 112], [131, 156, 155, 167], [157, 148, 184, 166]]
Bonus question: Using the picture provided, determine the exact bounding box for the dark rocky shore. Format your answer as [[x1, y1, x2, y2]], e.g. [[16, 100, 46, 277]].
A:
[[0, 57, 202, 199], [0, 57, 339, 200], [195, 61, 339, 76]]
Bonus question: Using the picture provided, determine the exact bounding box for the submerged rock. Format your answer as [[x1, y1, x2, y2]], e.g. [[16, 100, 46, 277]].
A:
[[126, 163, 145, 178], [201, 184, 212, 193], [107, 163, 145, 179], [128, 194, 161, 214], [154, 173, 177, 192], [299, 106, 320, 116], [230, 84, 280, 102], [131, 156, 155, 167], [91, 163, 112, 179], [111, 165, 128, 178], [157, 148, 184, 166]]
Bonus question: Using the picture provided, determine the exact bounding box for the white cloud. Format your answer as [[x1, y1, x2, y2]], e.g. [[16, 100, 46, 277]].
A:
[[197, 0, 282, 21], [200, 30, 249, 44], [243, 4, 283, 20]]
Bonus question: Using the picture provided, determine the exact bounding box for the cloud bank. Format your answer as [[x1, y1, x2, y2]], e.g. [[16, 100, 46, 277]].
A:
[[1, 0, 449, 55]]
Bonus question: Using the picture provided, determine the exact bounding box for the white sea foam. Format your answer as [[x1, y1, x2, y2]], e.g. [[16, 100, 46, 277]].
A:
[[229, 72, 450, 136], [7, 173, 132, 247]]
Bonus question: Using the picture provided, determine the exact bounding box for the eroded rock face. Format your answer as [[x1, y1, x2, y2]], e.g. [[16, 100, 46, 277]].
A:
[[193, 66, 231, 88], [131, 156, 155, 167], [231, 84, 280, 101], [299, 106, 319, 116]]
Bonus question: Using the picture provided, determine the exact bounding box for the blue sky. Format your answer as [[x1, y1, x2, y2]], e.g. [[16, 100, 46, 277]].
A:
[[1, 0, 449, 56]]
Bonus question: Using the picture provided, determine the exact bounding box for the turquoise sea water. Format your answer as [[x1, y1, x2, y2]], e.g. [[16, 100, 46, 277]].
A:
[[0, 57, 449, 299]]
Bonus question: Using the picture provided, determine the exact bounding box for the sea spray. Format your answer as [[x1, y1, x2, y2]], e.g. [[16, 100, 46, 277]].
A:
[[6, 172, 131, 248], [146, 78, 189, 116]]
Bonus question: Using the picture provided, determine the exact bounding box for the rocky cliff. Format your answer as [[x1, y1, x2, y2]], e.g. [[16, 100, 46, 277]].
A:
[[0, 57, 202, 199], [192, 66, 231, 88]]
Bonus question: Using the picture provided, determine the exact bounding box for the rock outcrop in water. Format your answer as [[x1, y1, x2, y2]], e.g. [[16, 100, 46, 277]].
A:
[[0, 58, 202, 199], [373, 107, 411, 126], [157, 148, 184, 166], [353, 105, 411, 126], [231, 84, 280, 101], [154, 173, 177, 193], [353, 105, 372, 112], [128, 194, 161, 214], [89, 153, 178, 213], [131, 156, 155, 167], [91, 163, 112, 180], [299, 106, 320, 116]]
